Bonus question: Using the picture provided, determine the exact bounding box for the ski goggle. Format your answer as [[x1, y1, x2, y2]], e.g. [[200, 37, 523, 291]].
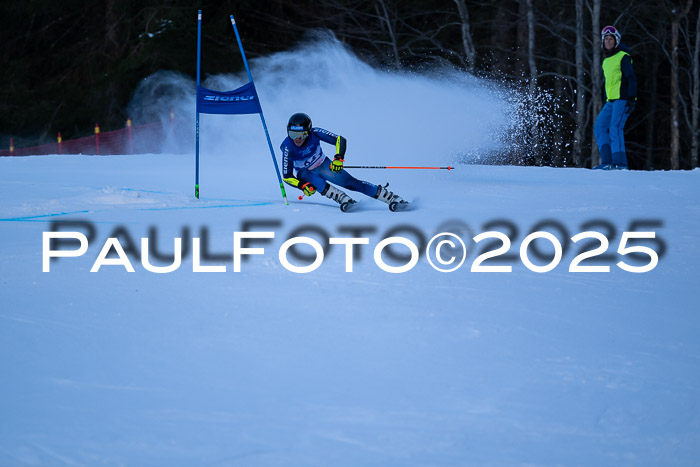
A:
[[288, 130, 308, 140], [601, 25, 618, 36]]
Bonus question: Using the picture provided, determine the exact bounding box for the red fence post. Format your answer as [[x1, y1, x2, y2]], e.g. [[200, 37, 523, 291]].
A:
[[94, 123, 100, 155], [10, 137, 14, 156], [127, 118, 133, 154], [57, 132, 62, 155]]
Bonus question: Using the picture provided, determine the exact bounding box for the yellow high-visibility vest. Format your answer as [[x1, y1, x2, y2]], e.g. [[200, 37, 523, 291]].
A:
[[603, 50, 631, 101]]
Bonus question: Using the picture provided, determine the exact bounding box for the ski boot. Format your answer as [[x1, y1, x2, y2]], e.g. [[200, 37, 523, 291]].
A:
[[375, 183, 408, 211], [322, 184, 357, 212]]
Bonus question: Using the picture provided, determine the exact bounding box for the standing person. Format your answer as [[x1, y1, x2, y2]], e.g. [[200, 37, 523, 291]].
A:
[[280, 112, 407, 211], [593, 25, 637, 170]]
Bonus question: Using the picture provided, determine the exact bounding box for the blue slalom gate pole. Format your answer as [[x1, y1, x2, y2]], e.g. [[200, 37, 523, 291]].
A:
[[229, 14, 288, 205], [194, 10, 202, 199]]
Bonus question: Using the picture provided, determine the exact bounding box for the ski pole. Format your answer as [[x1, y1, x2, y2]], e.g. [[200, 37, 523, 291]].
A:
[[344, 165, 454, 170]]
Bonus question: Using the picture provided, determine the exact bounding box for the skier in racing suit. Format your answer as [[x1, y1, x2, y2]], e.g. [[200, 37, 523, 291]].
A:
[[281, 112, 405, 211]]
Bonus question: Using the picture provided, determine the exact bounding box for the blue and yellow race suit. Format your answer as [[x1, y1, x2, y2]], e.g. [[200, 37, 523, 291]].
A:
[[280, 128, 378, 197]]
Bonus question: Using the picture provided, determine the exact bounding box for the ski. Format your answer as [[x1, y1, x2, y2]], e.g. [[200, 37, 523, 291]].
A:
[[389, 200, 410, 212], [340, 199, 359, 212]]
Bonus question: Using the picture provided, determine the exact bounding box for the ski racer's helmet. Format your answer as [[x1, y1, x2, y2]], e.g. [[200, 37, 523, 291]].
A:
[[601, 25, 621, 47], [287, 113, 312, 140]]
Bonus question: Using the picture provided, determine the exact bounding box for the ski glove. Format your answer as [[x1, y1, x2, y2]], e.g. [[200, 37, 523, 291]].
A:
[[625, 100, 636, 115], [330, 154, 344, 173], [283, 176, 314, 195], [301, 182, 316, 196]]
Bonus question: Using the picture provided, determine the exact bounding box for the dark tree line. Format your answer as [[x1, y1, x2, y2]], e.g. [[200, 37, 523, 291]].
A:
[[2, 0, 699, 169]]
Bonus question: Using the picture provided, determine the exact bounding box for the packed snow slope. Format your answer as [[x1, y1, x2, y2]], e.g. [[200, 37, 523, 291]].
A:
[[2, 35, 700, 466], [2, 155, 700, 466]]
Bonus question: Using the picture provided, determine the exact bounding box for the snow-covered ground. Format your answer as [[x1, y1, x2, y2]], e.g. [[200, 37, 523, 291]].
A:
[[2, 36, 700, 466]]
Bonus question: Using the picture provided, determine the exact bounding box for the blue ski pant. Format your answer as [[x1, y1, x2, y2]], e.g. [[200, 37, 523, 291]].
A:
[[594, 99, 631, 166], [297, 157, 378, 198]]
